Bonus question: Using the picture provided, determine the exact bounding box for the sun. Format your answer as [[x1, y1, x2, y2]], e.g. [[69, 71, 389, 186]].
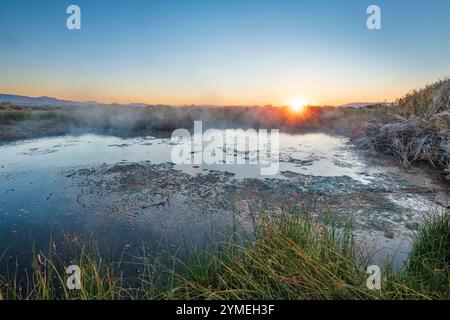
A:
[[288, 98, 308, 113]]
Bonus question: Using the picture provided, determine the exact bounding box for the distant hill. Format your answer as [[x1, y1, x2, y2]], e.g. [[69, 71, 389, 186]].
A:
[[337, 102, 377, 108], [0, 93, 156, 109], [0, 94, 94, 107]]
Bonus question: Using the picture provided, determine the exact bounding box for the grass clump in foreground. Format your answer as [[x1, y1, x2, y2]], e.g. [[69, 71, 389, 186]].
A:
[[0, 211, 449, 300], [399, 213, 450, 296], [173, 213, 376, 300]]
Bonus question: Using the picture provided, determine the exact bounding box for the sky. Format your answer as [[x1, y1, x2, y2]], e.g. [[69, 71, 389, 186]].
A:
[[0, 0, 450, 106]]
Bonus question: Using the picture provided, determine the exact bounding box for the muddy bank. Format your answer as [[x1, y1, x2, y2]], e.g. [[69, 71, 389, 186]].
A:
[[66, 159, 448, 265]]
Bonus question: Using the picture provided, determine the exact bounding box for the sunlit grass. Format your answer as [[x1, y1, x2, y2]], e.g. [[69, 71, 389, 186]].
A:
[[357, 78, 450, 178]]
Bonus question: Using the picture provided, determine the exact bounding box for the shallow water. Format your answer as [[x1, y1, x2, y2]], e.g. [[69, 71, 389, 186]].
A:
[[0, 132, 375, 181], [0, 132, 447, 269]]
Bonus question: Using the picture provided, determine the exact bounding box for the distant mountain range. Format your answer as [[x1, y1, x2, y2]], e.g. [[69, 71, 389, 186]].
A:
[[0, 94, 153, 108], [0, 94, 100, 107]]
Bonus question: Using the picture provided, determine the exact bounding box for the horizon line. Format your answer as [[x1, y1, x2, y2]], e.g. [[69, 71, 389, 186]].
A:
[[0, 91, 395, 108]]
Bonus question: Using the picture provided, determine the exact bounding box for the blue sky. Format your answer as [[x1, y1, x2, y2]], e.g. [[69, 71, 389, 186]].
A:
[[1, 0, 449, 105]]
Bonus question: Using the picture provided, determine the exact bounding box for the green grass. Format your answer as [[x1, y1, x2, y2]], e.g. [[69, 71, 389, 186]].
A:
[[170, 212, 377, 300], [0, 211, 449, 300], [169, 211, 449, 300], [399, 213, 450, 297]]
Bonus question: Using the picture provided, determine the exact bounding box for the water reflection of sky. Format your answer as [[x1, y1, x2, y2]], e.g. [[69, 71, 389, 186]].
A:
[[0, 132, 378, 183]]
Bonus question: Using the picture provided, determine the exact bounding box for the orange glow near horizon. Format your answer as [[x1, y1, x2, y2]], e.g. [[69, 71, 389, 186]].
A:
[[0, 83, 406, 107], [0, 75, 410, 107]]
